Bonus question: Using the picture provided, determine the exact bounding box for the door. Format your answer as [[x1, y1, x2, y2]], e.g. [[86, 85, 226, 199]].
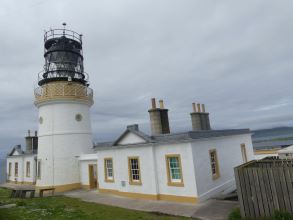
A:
[[88, 164, 98, 189]]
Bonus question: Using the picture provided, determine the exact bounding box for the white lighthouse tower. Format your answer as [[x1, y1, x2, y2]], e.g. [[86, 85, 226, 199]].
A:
[[34, 24, 93, 192]]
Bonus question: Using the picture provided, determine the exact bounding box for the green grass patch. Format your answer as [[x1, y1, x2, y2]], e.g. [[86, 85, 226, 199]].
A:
[[229, 208, 293, 220], [0, 188, 191, 220]]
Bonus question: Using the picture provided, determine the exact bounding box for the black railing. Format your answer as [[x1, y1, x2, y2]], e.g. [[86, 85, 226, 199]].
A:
[[44, 28, 82, 44]]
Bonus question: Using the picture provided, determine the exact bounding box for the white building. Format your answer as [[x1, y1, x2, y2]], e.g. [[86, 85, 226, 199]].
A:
[[6, 26, 254, 204], [278, 145, 293, 159], [78, 122, 253, 204]]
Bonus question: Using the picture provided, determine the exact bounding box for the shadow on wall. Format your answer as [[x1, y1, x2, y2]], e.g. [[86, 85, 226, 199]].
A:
[[0, 159, 6, 183]]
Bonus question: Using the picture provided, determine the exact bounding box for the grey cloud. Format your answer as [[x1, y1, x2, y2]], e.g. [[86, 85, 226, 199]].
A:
[[0, 0, 293, 149]]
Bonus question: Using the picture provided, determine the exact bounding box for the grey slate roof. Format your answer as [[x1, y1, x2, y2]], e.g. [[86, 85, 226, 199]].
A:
[[94, 128, 250, 150]]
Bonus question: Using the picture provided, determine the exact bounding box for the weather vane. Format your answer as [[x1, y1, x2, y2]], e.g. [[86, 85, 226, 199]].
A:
[[62, 22, 66, 35]]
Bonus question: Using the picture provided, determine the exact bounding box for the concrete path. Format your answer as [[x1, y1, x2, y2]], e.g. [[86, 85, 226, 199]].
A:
[[63, 189, 239, 220]]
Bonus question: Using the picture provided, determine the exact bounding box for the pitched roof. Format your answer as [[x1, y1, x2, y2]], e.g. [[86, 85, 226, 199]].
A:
[[94, 128, 250, 150], [112, 127, 152, 146], [8, 145, 24, 156]]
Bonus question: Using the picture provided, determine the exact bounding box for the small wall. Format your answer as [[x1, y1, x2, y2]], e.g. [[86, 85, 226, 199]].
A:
[[192, 133, 254, 201], [6, 155, 36, 184], [7, 156, 24, 183]]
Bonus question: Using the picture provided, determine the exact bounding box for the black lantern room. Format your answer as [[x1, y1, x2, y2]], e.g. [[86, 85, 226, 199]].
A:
[[38, 23, 89, 86]]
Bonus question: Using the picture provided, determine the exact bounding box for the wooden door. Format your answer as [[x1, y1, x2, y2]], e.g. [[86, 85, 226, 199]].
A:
[[88, 164, 98, 189]]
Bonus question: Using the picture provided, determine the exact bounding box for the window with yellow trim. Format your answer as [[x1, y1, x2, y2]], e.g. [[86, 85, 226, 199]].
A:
[[104, 158, 114, 182], [241, 144, 248, 163], [37, 160, 41, 179], [209, 149, 220, 180], [14, 162, 18, 177], [26, 161, 31, 177], [166, 155, 184, 186], [8, 162, 11, 176], [128, 157, 141, 185]]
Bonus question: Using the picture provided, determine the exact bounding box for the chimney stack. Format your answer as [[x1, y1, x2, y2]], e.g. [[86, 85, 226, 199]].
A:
[[25, 129, 38, 154], [148, 98, 170, 135], [190, 102, 211, 131]]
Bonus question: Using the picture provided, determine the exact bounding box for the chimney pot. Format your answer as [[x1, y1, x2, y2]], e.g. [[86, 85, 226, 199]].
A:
[[28, 130, 30, 137], [151, 98, 156, 109], [159, 100, 164, 109], [202, 104, 205, 113], [35, 131, 38, 136], [197, 103, 201, 112], [192, 103, 197, 112]]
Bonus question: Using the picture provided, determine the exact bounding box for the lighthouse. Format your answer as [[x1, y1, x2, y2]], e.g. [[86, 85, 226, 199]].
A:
[[34, 24, 93, 191]]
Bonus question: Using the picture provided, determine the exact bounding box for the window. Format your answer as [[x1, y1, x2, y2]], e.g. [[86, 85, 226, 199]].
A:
[[104, 158, 114, 182], [14, 162, 18, 177], [166, 154, 184, 186], [128, 157, 141, 185], [37, 160, 41, 179], [75, 114, 82, 122], [26, 161, 31, 177], [209, 149, 220, 180], [241, 144, 248, 163], [8, 163, 11, 176]]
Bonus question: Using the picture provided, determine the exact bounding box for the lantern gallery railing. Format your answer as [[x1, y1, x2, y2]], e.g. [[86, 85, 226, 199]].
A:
[[34, 82, 93, 105], [44, 28, 82, 44]]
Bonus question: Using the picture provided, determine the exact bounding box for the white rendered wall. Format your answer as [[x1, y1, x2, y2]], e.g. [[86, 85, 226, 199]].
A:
[[154, 142, 198, 197], [191, 134, 254, 201], [7, 155, 37, 184], [79, 159, 97, 186], [97, 145, 158, 195], [36, 101, 93, 187], [23, 155, 37, 183], [7, 156, 23, 183], [96, 143, 198, 198]]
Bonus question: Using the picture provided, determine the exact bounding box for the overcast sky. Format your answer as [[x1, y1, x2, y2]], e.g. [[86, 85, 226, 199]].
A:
[[0, 0, 293, 151]]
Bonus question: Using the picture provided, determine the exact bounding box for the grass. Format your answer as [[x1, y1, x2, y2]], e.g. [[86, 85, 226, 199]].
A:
[[229, 208, 293, 220], [0, 188, 191, 220]]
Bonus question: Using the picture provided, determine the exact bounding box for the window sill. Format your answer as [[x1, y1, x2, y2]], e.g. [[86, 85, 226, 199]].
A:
[[212, 175, 220, 180], [129, 181, 142, 186], [167, 182, 184, 187]]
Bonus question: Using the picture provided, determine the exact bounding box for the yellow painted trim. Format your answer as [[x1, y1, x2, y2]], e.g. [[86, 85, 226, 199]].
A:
[[99, 188, 198, 204], [7, 180, 35, 185], [26, 161, 31, 177], [8, 162, 11, 177], [104, 158, 114, 183], [254, 149, 279, 155], [14, 162, 18, 177], [165, 154, 184, 187], [128, 156, 142, 185], [240, 144, 248, 163], [81, 184, 90, 190], [37, 160, 41, 180], [209, 149, 220, 180], [36, 183, 81, 192], [158, 194, 197, 204]]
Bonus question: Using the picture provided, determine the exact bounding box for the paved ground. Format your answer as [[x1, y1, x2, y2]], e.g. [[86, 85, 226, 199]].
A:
[[63, 189, 239, 220]]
